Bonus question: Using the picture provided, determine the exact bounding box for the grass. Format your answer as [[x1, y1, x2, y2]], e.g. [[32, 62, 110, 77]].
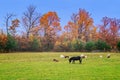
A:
[[0, 52, 120, 80]]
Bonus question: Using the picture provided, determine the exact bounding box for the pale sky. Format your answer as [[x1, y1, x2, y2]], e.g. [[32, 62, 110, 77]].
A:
[[0, 0, 120, 28]]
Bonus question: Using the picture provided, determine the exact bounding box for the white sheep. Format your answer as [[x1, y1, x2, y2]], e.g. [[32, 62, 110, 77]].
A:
[[107, 54, 111, 58], [80, 54, 87, 58], [60, 55, 65, 58], [100, 55, 103, 58]]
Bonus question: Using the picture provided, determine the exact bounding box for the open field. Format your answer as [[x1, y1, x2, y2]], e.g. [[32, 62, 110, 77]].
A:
[[0, 52, 120, 80]]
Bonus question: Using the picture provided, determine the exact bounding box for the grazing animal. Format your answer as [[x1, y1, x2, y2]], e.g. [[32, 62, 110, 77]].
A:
[[64, 56, 69, 58], [69, 56, 82, 64], [85, 56, 87, 58], [107, 54, 111, 58], [60, 55, 65, 58], [53, 59, 59, 62], [60, 55, 69, 58], [100, 55, 103, 58], [80, 54, 87, 59], [80, 54, 85, 58]]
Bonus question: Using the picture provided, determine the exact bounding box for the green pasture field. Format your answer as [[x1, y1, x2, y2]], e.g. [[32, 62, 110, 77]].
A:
[[0, 52, 120, 80]]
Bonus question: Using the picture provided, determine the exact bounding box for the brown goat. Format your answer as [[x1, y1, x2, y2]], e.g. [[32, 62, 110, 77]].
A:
[[53, 59, 59, 62], [64, 56, 69, 58]]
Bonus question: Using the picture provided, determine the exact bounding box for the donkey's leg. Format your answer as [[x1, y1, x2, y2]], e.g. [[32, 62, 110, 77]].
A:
[[72, 60, 75, 63], [79, 59, 82, 64]]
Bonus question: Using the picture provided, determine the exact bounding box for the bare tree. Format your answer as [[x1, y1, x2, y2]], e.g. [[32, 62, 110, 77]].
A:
[[22, 5, 41, 38], [4, 13, 15, 35]]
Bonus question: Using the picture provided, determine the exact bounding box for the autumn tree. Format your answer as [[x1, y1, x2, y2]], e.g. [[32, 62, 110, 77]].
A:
[[22, 5, 40, 38], [9, 19, 20, 36], [64, 9, 95, 42], [40, 11, 61, 50], [53, 32, 69, 51], [99, 17, 120, 49], [64, 21, 77, 41], [0, 32, 7, 52], [99, 17, 110, 42], [109, 18, 120, 49]]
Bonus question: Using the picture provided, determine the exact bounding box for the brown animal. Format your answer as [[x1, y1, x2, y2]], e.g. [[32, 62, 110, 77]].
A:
[[53, 59, 59, 62], [64, 56, 69, 58]]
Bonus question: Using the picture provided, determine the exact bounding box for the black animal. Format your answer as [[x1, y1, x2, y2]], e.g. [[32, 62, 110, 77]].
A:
[[69, 56, 82, 64]]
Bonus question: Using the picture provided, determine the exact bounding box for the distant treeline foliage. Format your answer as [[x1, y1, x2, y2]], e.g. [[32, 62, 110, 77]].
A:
[[0, 5, 120, 52]]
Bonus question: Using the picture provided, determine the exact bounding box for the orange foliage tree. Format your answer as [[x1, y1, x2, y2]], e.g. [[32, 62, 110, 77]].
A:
[[9, 19, 20, 36], [0, 32, 7, 52], [40, 11, 61, 50], [64, 9, 97, 42]]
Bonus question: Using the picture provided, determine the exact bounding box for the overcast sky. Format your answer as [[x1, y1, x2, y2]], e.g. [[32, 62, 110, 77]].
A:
[[0, 0, 120, 28]]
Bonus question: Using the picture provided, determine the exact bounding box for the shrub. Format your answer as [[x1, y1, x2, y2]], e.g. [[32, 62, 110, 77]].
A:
[[29, 38, 40, 51], [95, 40, 111, 51], [85, 41, 95, 52], [73, 40, 84, 51], [117, 41, 120, 51], [5, 34, 17, 52]]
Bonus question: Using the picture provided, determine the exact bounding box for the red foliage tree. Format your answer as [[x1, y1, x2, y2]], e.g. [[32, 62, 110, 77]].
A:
[[99, 17, 120, 49]]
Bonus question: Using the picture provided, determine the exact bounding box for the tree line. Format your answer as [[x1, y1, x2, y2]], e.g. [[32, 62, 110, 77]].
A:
[[1, 5, 120, 52]]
